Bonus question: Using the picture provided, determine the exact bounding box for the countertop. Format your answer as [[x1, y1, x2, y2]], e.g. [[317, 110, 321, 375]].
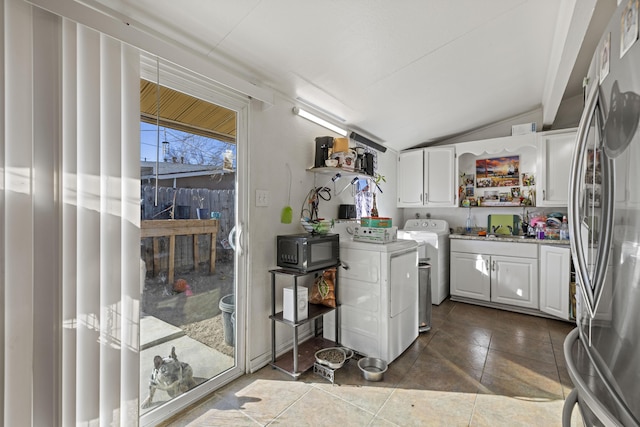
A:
[[449, 233, 570, 246]]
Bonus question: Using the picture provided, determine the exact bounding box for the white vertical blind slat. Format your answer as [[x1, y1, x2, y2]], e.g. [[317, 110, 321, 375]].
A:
[[120, 43, 141, 425], [100, 33, 123, 425], [4, 0, 34, 425], [76, 24, 102, 424], [61, 17, 78, 427], [2, 3, 141, 424], [32, 6, 61, 425]]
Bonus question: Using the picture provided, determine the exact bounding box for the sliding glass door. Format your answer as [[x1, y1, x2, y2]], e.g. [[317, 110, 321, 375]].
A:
[[138, 58, 248, 426]]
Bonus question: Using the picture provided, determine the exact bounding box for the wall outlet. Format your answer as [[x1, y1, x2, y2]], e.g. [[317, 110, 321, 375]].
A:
[[256, 189, 269, 207]]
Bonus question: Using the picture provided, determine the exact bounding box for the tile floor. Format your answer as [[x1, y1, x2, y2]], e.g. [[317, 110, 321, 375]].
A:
[[160, 299, 582, 426]]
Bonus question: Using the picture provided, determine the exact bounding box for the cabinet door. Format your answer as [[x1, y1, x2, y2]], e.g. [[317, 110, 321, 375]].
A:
[[424, 146, 456, 207], [537, 130, 576, 207], [491, 255, 539, 309], [397, 149, 424, 207], [539, 245, 571, 320], [450, 252, 490, 301]]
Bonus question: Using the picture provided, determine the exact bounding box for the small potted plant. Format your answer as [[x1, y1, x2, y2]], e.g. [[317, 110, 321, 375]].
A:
[[371, 173, 385, 217], [194, 193, 209, 219]]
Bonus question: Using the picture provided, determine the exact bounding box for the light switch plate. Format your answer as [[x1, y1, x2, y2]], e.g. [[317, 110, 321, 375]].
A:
[[256, 189, 269, 207]]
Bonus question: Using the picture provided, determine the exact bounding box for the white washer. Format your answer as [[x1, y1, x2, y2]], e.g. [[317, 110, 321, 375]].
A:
[[325, 222, 419, 363], [398, 219, 450, 305]]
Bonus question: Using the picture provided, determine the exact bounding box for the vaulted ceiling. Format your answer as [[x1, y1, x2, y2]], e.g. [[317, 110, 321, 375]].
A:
[[100, 0, 615, 151]]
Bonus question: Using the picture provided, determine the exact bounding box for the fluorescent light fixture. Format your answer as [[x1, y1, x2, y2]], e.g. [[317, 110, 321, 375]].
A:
[[293, 107, 347, 136], [350, 131, 387, 152]]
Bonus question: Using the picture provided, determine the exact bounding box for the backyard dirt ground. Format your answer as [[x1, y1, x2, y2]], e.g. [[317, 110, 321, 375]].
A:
[[142, 261, 235, 358]]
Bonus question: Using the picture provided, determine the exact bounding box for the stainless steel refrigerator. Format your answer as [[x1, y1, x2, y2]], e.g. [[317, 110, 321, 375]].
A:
[[564, 1, 640, 426]]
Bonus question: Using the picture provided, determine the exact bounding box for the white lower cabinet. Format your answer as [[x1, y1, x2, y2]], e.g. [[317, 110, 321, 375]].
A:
[[450, 240, 539, 310], [539, 245, 571, 320], [449, 252, 491, 301]]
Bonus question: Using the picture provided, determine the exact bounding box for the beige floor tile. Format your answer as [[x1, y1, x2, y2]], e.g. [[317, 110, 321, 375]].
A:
[[272, 387, 375, 426], [306, 361, 395, 414], [160, 393, 260, 427], [214, 374, 313, 425], [312, 381, 394, 416], [377, 388, 476, 426], [369, 416, 402, 426], [471, 394, 565, 427]]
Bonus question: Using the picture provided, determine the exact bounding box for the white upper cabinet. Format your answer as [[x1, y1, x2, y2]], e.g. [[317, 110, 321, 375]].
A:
[[397, 149, 424, 206], [398, 146, 456, 207], [425, 147, 456, 207], [537, 129, 577, 207]]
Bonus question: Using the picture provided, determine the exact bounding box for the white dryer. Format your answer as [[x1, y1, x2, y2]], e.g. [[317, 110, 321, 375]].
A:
[[325, 222, 419, 363], [398, 219, 450, 305]]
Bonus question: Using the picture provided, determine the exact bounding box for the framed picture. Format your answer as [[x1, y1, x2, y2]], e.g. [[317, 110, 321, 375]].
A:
[[621, 0, 638, 58], [476, 155, 519, 187], [521, 173, 535, 187]]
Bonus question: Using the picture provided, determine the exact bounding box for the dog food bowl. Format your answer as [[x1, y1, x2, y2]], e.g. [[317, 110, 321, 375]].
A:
[[315, 347, 347, 369], [358, 357, 388, 381]]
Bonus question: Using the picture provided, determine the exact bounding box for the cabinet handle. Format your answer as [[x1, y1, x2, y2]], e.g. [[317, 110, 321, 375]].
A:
[[424, 192, 428, 202], [485, 259, 490, 271], [492, 260, 496, 271], [543, 190, 546, 200], [420, 193, 422, 202]]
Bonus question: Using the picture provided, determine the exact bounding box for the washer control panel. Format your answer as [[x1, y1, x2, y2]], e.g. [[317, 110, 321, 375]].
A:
[[402, 219, 449, 233]]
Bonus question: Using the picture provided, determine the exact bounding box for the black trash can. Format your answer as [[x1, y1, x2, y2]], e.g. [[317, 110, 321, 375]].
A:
[[418, 259, 432, 332]]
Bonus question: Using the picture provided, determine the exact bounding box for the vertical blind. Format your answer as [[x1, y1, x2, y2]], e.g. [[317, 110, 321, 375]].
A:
[[3, 0, 141, 425]]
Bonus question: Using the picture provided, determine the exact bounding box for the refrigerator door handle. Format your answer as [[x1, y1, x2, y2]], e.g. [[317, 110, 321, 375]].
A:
[[568, 82, 614, 318], [563, 328, 626, 427], [562, 388, 579, 427]]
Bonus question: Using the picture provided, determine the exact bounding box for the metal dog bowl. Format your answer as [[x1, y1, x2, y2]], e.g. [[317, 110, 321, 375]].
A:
[[358, 357, 388, 381], [315, 347, 347, 369]]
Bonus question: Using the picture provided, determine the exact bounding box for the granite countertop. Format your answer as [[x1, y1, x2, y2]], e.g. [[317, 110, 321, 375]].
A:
[[449, 233, 570, 245]]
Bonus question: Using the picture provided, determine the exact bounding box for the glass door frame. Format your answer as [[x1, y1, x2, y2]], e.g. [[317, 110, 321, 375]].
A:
[[139, 56, 249, 427]]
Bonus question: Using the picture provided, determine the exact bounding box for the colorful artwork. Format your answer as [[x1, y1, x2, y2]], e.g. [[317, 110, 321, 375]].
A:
[[476, 156, 520, 187], [521, 173, 535, 187], [460, 173, 475, 196]]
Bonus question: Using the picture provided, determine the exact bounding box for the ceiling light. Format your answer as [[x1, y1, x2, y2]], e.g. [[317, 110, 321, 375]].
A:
[[293, 107, 347, 137]]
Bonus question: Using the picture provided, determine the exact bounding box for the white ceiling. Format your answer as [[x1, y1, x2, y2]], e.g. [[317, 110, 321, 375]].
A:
[[94, 0, 614, 151]]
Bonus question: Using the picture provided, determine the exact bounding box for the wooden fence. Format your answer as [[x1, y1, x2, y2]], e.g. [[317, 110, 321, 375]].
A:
[[140, 186, 235, 277]]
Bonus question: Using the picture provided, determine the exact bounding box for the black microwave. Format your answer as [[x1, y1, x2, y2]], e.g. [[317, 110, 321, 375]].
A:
[[276, 233, 340, 273]]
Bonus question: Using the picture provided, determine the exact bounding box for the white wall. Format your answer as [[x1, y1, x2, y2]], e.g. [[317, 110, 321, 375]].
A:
[[432, 108, 544, 146], [246, 94, 399, 371]]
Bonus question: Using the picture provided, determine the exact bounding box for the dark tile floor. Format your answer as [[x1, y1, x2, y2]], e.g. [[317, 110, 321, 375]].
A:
[[160, 299, 582, 426]]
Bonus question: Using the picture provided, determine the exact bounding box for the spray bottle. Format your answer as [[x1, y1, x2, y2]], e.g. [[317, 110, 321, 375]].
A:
[[465, 208, 473, 233]]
